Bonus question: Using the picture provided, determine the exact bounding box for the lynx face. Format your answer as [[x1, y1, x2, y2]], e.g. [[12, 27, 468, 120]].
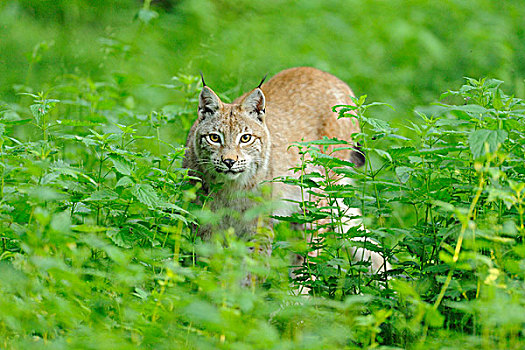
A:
[[192, 86, 271, 187]]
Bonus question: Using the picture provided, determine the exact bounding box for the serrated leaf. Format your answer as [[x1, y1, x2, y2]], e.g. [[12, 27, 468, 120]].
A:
[[29, 100, 58, 123], [115, 176, 134, 188], [106, 228, 132, 248], [365, 117, 392, 133], [468, 129, 508, 159], [311, 152, 355, 167], [109, 155, 133, 176], [373, 149, 392, 162], [159, 202, 190, 214], [388, 146, 415, 158], [395, 166, 412, 183], [85, 189, 118, 202], [132, 183, 159, 208], [52, 161, 80, 179]]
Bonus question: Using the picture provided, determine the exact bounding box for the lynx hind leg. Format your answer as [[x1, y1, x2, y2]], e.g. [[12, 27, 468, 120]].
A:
[[307, 183, 392, 276], [322, 105, 389, 272], [341, 214, 393, 275], [288, 201, 391, 295], [332, 176, 392, 274]]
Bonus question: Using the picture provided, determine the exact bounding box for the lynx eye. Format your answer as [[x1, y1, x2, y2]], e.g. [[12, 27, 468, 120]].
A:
[[207, 133, 221, 144], [240, 134, 252, 143]]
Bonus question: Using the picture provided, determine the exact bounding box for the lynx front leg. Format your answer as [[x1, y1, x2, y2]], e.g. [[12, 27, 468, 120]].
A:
[[241, 218, 274, 286]]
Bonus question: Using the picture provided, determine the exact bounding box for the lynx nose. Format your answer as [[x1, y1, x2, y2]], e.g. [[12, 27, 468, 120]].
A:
[[222, 158, 236, 169]]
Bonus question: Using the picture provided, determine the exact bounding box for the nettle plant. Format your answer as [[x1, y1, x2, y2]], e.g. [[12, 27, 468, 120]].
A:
[[0, 76, 201, 344], [276, 78, 525, 346], [1, 91, 194, 250], [0, 74, 523, 348]]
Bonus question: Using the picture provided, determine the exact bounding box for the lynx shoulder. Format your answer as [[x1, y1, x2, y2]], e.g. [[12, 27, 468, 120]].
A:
[[183, 67, 363, 238]]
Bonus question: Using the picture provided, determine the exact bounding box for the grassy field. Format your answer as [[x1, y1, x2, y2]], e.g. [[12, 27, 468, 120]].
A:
[[1, 1, 524, 348]]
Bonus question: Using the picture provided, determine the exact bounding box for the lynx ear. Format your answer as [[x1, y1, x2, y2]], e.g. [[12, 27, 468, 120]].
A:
[[241, 88, 266, 122], [198, 86, 222, 119]]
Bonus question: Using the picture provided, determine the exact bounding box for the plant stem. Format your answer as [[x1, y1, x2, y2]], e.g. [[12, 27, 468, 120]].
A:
[[433, 170, 485, 310]]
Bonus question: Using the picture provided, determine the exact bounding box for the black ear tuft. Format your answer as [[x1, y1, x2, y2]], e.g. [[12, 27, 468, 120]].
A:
[[257, 73, 268, 89], [349, 143, 366, 167], [199, 71, 207, 87]]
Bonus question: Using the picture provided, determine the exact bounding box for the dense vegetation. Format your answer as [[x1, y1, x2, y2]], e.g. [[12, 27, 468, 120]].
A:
[[1, 1, 524, 348]]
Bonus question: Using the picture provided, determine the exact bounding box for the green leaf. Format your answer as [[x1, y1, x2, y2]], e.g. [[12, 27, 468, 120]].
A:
[[395, 166, 412, 183], [109, 155, 133, 176], [72, 225, 109, 233], [106, 228, 132, 248], [363, 116, 393, 133], [373, 149, 392, 162], [2, 119, 32, 126], [132, 183, 159, 208], [468, 129, 508, 159], [52, 161, 80, 179], [56, 119, 103, 127], [85, 189, 118, 202], [115, 176, 134, 188], [50, 211, 72, 233], [137, 8, 158, 24], [25, 186, 67, 201], [425, 307, 444, 328], [293, 137, 349, 147]]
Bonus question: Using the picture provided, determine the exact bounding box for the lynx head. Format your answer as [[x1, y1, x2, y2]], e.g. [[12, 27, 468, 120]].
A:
[[192, 84, 271, 187]]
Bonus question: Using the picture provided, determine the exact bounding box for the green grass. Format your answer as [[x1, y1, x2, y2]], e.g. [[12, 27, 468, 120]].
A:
[[1, 1, 525, 349]]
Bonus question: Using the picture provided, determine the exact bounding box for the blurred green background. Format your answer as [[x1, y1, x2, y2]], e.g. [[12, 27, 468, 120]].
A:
[[1, 0, 524, 142]]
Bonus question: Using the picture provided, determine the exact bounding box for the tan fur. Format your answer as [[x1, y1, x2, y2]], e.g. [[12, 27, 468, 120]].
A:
[[184, 67, 390, 272], [239, 67, 360, 180]]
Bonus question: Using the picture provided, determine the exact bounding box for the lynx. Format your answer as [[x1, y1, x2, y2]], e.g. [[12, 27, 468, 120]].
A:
[[183, 67, 390, 273]]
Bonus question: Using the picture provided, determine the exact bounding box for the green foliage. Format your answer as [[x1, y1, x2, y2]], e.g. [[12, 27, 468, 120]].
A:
[[1, 2, 525, 349], [2, 70, 524, 348], [273, 78, 525, 347]]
